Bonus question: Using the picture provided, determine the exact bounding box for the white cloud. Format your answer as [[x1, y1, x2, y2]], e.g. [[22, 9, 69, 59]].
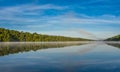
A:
[[0, 4, 120, 25], [1, 14, 119, 25], [0, 4, 66, 12], [0, 4, 120, 40], [38, 14, 120, 25], [28, 4, 67, 10], [0, 4, 68, 25], [0, 4, 67, 18], [27, 24, 53, 28]]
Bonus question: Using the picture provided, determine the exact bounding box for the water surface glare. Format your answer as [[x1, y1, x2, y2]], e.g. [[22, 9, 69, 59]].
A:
[[0, 42, 120, 72]]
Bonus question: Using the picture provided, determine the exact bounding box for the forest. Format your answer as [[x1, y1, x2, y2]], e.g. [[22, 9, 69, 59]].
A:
[[0, 28, 89, 42], [106, 35, 120, 41]]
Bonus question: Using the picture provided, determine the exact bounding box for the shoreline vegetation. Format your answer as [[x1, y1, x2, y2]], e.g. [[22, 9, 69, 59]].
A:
[[105, 35, 120, 41], [0, 28, 90, 42], [0, 28, 120, 42]]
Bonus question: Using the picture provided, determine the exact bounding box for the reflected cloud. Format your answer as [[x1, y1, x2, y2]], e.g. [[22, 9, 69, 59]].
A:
[[76, 44, 98, 55]]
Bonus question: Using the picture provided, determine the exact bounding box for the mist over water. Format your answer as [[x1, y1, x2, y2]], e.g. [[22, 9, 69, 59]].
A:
[[0, 42, 120, 72]]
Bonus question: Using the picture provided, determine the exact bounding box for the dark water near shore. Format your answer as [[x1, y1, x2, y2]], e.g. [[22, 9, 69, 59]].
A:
[[0, 42, 120, 72]]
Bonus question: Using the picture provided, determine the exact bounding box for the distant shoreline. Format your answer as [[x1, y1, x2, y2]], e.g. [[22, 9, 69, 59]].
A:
[[0, 41, 120, 43]]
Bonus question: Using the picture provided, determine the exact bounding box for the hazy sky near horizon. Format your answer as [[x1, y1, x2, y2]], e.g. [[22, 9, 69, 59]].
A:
[[0, 0, 120, 40]]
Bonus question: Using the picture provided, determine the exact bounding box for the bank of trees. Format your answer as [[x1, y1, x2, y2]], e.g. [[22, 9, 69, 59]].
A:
[[106, 35, 120, 41], [0, 28, 89, 42]]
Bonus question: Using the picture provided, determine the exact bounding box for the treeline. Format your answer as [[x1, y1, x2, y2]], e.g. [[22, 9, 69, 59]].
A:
[[105, 35, 120, 41], [0, 28, 89, 42]]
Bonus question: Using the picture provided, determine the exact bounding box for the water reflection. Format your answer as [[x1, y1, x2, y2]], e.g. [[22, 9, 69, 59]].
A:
[[0, 42, 120, 72], [0, 42, 87, 56], [107, 43, 120, 48]]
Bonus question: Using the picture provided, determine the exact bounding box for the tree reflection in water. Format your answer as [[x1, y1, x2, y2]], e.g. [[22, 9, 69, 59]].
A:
[[107, 43, 120, 48], [0, 42, 87, 56]]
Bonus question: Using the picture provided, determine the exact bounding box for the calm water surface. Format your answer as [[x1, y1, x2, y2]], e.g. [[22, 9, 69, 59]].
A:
[[0, 42, 120, 72]]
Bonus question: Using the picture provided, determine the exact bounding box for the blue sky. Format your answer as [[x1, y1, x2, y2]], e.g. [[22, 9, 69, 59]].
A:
[[0, 0, 120, 40]]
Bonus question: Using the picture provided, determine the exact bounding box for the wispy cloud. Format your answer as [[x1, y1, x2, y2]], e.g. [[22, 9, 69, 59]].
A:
[[0, 4, 67, 18], [0, 2, 120, 39], [0, 10, 120, 32], [77, 29, 100, 40], [0, 3, 120, 26], [35, 13, 120, 26], [0, 4, 68, 26]]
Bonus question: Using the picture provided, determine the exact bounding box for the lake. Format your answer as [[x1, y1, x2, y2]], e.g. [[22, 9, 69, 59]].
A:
[[0, 41, 120, 72]]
